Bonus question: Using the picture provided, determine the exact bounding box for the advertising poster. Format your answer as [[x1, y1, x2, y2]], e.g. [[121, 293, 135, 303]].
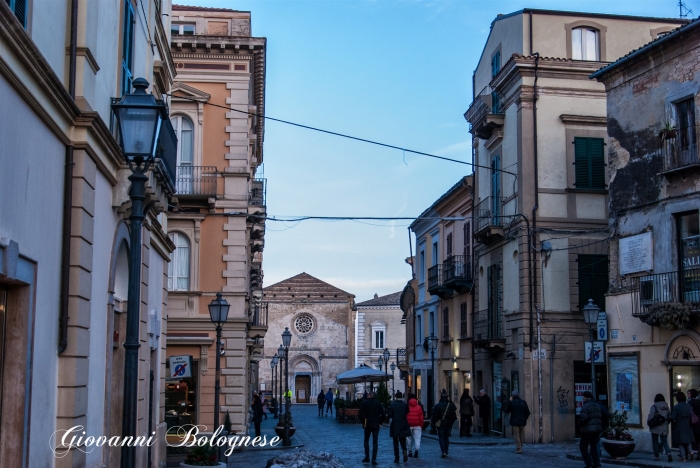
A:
[[575, 383, 592, 415], [609, 355, 641, 425]]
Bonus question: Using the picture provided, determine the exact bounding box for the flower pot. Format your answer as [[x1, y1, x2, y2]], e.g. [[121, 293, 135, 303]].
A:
[[602, 439, 635, 459], [274, 425, 296, 438], [180, 463, 226, 468]]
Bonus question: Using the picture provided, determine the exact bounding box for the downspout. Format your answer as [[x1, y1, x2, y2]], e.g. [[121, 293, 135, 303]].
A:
[[59, 0, 78, 354], [529, 11, 533, 56], [470, 143, 476, 401], [529, 52, 540, 351], [549, 335, 555, 443]]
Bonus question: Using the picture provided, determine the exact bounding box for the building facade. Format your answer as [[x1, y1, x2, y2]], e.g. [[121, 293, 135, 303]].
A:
[[260, 273, 355, 403], [408, 176, 474, 416], [591, 19, 700, 450], [164, 5, 268, 436], [464, 9, 685, 442], [0, 1, 177, 467], [355, 291, 406, 396]]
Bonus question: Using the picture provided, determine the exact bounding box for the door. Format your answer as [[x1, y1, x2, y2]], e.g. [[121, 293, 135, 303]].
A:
[[491, 155, 501, 225], [295, 375, 311, 403]]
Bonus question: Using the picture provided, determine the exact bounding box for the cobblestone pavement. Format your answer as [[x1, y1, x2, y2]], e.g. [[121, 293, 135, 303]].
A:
[[224, 404, 586, 468]]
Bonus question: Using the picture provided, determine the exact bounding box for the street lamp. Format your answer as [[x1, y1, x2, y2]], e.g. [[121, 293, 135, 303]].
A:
[[583, 299, 600, 400], [111, 77, 167, 468], [277, 345, 284, 420], [270, 355, 278, 416], [208, 293, 230, 445], [427, 335, 438, 419], [390, 362, 396, 396], [281, 327, 293, 446]]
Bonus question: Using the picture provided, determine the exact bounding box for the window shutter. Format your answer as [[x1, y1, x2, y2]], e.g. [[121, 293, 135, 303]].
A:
[[574, 137, 605, 189], [589, 138, 605, 189], [13, 0, 27, 27], [578, 254, 609, 310], [574, 137, 590, 188]]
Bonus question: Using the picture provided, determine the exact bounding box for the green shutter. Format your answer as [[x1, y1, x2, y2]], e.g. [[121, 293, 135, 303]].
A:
[[574, 137, 605, 189], [578, 255, 609, 310]]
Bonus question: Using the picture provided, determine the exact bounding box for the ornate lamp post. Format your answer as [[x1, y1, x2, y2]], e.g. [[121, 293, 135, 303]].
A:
[[277, 344, 284, 420], [111, 77, 168, 468], [390, 362, 396, 396], [583, 299, 600, 400], [271, 355, 278, 416], [208, 293, 230, 450], [427, 334, 438, 419], [281, 327, 293, 446], [377, 356, 384, 394]]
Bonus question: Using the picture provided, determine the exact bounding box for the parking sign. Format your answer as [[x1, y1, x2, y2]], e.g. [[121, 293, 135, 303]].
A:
[[169, 355, 193, 379]]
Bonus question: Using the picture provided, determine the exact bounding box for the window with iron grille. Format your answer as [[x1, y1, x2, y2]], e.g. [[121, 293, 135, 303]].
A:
[[574, 137, 605, 190], [577, 254, 608, 311], [442, 307, 449, 340], [460, 302, 468, 338]]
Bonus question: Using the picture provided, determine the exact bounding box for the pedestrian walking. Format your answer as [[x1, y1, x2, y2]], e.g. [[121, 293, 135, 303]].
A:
[[359, 391, 386, 465], [474, 389, 491, 435], [596, 399, 610, 462], [647, 393, 672, 462], [688, 389, 700, 455], [262, 397, 268, 420], [503, 390, 530, 454], [251, 394, 264, 438], [388, 391, 411, 463], [317, 389, 326, 417], [432, 389, 458, 458], [578, 391, 602, 468], [459, 388, 474, 437], [670, 391, 695, 462], [326, 388, 334, 416], [406, 393, 424, 458]]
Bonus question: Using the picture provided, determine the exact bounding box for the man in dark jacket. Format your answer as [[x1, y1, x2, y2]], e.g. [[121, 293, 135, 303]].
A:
[[359, 391, 386, 465], [579, 391, 602, 468], [388, 391, 411, 463], [432, 389, 458, 458], [459, 389, 474, 437], [503, 390, 530, 454], [325, 389, 334, 417], [474, 389, 492, 435], [317, 390, 326, 417]]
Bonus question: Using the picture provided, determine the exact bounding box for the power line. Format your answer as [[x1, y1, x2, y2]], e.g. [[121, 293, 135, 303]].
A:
[[167, 93, 517, 176]]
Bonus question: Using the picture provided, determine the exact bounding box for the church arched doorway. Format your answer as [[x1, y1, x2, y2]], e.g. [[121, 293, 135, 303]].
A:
[[295, 375, 311, 403]]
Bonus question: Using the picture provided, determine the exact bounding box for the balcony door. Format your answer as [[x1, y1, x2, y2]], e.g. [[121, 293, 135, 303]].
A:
[[676, 98, 696, 166], [491, 155, 501, 225], [172, 116, 194, 194], [679, 212, 700, 302]]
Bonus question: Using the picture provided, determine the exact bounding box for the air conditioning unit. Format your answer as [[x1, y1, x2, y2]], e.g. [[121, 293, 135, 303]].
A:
[[640, 276, 672, 305]]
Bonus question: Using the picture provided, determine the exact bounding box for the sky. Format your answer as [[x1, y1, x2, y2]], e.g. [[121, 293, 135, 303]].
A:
[[183, 0, 694, 302]]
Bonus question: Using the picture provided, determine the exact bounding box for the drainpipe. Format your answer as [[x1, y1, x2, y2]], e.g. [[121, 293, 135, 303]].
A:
[[59, 0, 78, 354], [529, 52, 540, 351]]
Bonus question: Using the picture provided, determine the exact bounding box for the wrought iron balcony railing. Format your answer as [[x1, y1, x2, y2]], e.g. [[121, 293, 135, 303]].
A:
[[661, 124, 700, 173], [251, 302, 268, 327], [175, 166, 218, 196], [474, 196, 505, 233], [443, 254, 473, 285], [249, 178, 267, 206], [632, 268, 700, 317], [464, 86, 505, 139], [473, 308, 504, 341], [427, 264, 442, 290]]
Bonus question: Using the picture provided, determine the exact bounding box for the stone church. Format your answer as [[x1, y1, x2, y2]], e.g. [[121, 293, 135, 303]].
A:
[[259, 273, 356, 403]]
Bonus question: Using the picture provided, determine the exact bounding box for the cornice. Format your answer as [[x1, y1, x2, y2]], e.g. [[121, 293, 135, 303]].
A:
[[559, 114, 608, 126], [64, 47, 100, 73], [171, 53, 253, 60]]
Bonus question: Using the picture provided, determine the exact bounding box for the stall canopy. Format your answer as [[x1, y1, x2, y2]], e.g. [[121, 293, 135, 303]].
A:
[[336, 366, 393, 385]]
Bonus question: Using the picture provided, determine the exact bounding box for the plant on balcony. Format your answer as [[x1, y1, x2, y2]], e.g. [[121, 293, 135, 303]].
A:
[[603, 410, 634, 441], [645, 302, 700, 329], [659, 121, 677, 140]]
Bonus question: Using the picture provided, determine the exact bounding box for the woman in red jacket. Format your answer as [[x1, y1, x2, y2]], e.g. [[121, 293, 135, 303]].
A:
[[406, 393, 425, 458]]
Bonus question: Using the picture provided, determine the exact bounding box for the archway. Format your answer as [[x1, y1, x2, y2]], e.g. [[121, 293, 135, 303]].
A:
[[288, 354, 319, 403]]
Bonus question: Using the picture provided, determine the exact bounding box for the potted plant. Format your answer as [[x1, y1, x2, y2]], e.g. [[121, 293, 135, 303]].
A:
[[645, 302, 700, 329], [180, 445, 225, 467], [659, 121, 677, 140], [274, 407, 296, 438], [602, 410, 635, 459]]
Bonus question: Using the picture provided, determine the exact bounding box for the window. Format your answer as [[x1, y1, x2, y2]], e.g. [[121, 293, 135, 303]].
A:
[[416, 314, 422, 344], [577, 254, 608, 311], [172, 116, 194, 166], [572, 28, 599, 61], [574, 137, 605, 190], [121, 0, 135, 96], [463, 221, 471, 257], [446, 233, 453, 258], [460, 302, 468, 339], [676, 97, 696, 153], [678, 212, 700, 302], [168, 233, 190, 290], [432, 242, 438, 266], [171, 23, 195, 36], [419, 250, 425, 282], [6, 0, 27, 27], [442, 307, 450, 340], [487, 264, 502, 338], [491, 50, 501, 77], [374, 330, 384, 349], [491, 155, 501, 223]]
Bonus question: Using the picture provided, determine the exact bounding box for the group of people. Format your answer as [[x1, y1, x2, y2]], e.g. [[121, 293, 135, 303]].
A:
[[645, 390, 700, 464], [317, 388, 335, 417]]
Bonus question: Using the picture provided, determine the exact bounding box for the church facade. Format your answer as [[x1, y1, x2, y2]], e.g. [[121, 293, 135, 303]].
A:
[[259, 273, 356, 403]]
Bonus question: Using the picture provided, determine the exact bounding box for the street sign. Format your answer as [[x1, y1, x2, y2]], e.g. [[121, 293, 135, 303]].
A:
[[597, 311, 608, 341], [584, 341, 605, 363], [169, 355, 193, 379], [532, 348, 547, 360]]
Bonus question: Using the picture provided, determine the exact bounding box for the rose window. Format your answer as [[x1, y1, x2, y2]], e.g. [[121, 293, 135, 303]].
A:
[[294, 315, 314, 335]]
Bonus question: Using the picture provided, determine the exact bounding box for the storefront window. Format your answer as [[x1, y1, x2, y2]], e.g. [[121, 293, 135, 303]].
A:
[[608, 354, 641, 426], [679, 212, 700, 302], [165, 360, 198, 429]]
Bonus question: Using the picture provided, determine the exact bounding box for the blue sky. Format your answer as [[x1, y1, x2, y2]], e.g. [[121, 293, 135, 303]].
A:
[[183, 0, 693, 301]]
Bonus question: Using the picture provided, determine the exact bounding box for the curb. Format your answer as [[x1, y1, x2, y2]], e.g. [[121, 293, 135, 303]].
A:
[[566, 453, 675, 468]]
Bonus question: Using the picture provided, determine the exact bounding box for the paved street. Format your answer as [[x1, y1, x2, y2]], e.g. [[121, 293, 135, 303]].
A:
[[224, 403, 585, 468]]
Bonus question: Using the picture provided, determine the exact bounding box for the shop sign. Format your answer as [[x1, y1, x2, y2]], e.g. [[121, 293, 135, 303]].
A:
[[575, 383, 592, 415], [169, 355, 193, 379]]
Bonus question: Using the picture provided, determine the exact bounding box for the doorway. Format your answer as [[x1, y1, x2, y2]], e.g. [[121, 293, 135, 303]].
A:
[[295, 375, 311, 403]]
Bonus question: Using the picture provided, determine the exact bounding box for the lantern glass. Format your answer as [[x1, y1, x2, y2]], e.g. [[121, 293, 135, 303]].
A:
[[282, 327, 292, 348], [378, 356, 384, 368], [278, 345, 285, 358], [383, 348, 390, 362], [208, 292, 230, 326], [390, 362, 396, 372], [427, 334, 438, 351], [111, 78, 164, 160], [582, 299, 600, 325]]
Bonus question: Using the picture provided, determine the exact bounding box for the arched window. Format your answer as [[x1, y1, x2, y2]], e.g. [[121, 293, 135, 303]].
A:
[[572, 27, 599, 61], [168, 232, 190, 291], [172, 116, 194, 166]]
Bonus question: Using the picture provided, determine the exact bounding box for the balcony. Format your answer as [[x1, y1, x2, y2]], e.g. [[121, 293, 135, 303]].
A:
[[464, 86, 505, 140], [427, 265, 451, 298], [443, 254, 473, 293], [249, 178, 267, 206], [175, 166, 218, 196], [250, 302, 268, 329], [632, 268, 700, 318], [472, 308, 505, 349], [473, 196, 505, 243], [661, 124, 700, 177]]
